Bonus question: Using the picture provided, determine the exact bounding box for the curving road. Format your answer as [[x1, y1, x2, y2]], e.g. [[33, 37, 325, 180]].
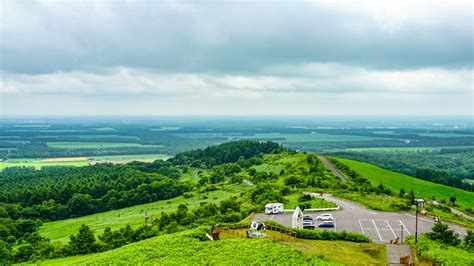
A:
[[317, 156, 348, 182]]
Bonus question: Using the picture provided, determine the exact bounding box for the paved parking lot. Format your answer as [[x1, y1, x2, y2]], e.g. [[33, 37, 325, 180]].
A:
[[253, 194, 468, 243]]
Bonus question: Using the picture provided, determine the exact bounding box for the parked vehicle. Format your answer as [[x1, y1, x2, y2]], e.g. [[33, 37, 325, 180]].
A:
[[318, 221, 335, 228], [316, 213, 333, 221], [265, 203, 284, 214], [302, 215, 315, 229]]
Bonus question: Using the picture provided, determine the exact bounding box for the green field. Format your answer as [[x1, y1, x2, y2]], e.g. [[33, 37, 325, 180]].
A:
[[47, 142, 161, 149], [344, 146, 474, 153], [88, 154, 170, 162], [284, 193, 337, 209], [336, 158, 474, 208], [34, 229, 334, 265], [38, 189, 239, 243], [0, 154, 170, 171], [76, 134, 140, 140], [0, 160, 88, 170], [175, 132, 385, 142], [418, 133, 474, 138]]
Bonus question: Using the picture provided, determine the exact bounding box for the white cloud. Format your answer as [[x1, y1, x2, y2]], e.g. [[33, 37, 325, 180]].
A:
[[1, 64, 471, 100]]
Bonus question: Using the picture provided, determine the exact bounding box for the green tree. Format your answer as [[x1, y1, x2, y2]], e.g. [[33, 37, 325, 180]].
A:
[[427, 222, 461, 246], [69, 224, 97, 255], [464, 230, 473, 252], [449, 196, 456, 205], [0, 239, 12, 264]]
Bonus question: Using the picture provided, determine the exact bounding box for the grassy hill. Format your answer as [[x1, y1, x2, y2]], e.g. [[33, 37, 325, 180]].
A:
[[38, 187, 240, 243], [336, 158, 474, 208], [32, 228, 336, 265]]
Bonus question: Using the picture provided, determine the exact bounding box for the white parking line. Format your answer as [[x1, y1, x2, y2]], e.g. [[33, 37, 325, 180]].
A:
[[358, 219, 366, 235], [333, 216, 337, 231], [386, 220, 397, 238], [404, 213, 434, 223], [371, 219, 383, 241], [399, 220, 411, 235]]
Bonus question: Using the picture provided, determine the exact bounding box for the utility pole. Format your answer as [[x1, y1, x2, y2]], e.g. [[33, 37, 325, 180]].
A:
[[415, 203, 418, 244], [414, 199, 424, 244]]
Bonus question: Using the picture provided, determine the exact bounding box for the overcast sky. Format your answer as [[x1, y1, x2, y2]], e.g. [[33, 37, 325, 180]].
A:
[[1, 0, 473, 116]]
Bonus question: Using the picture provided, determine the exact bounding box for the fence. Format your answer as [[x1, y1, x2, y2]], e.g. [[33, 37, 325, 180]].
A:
[[211, 223, 296, 241]]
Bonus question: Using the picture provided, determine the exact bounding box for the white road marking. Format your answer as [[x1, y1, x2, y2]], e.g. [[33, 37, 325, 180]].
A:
[[358, 219, 366, 235], [371, 219, 383, 241], [333, 216, 337, 231], [386, 220, 397, 238], [399, 220, 411, 235], [404, 213, 434, 223]]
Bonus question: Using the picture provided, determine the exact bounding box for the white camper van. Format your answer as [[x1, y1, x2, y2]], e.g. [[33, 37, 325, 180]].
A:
[[264, 203, 284, 214]]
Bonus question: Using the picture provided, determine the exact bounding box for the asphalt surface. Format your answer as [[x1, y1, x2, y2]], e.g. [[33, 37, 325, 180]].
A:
[[317, 156, 348, 182], [253, 193, 468, 244]]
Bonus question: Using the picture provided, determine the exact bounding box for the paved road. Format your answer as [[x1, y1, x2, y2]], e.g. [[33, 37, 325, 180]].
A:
[[317, 156, 348, 182], [253, 193, 468, 244]]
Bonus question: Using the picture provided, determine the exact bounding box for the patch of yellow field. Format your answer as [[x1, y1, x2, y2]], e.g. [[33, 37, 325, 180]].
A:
[[41, 157, 87, 162]]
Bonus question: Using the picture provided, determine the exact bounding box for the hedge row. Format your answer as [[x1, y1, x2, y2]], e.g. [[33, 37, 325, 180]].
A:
[[293, 228, 371, 243], [214, 220, 371, 243]]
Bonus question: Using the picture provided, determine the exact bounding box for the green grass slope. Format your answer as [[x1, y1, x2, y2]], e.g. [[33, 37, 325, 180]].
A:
[[33, 229, 336, 265], [38, 189, 239, 243], [337, 158, 474, 208]]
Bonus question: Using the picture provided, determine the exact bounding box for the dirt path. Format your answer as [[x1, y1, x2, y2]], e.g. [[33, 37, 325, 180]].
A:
[[450, 207, 474, 222], [317, 156, 348, 182]]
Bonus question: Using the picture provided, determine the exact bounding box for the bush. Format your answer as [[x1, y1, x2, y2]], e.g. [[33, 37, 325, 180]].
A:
[[407, 235, 474, 265], [294, 228, 371, 243], [426, 222, 461, 246]]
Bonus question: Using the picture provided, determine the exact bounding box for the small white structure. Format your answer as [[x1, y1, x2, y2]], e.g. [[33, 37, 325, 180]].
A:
[[292, 206, 304, 228], [265, 203, 284, 214]]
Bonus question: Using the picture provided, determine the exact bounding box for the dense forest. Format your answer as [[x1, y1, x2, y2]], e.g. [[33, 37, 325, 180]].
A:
[[0, 163, 191, 221], [169, 140, 285, 167]]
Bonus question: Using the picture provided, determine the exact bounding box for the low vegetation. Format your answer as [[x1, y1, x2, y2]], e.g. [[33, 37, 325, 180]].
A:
[[406, 222, 474, 265], [27, 228, 336, 265], [333, 158, 474, 209]]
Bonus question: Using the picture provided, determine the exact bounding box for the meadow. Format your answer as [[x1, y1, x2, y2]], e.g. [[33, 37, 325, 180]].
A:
[[47, 142, 161, 149], [0, 160, 89, 170], [343, 146, 473, 153], [336, 158, 474, 208], [33, 228, 336, 265], [38, 188, 240, 243], [0, 154, 170, 170]]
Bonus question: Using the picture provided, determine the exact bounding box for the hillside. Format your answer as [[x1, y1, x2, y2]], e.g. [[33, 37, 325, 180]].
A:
[[335, 158, 474, 208], [32, 228, 335, 265], [38, 188, 239, 243]]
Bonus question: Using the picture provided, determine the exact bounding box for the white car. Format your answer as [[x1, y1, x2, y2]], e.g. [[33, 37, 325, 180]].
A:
[[316, 213, 334, 221]]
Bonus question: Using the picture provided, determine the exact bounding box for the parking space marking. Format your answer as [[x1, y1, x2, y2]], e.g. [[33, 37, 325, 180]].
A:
[[385, 220, 397, 238], [399, 220, 411, 235], [333, 216, 337, 231], [371, 219, 383, 241], [359, 219, 366, 235]]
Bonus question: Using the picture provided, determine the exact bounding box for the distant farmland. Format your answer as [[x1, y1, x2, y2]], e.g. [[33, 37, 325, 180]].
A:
[[47, 142, 162, 149]]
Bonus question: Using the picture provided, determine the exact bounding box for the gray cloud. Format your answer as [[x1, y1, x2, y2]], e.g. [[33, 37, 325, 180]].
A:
[[1, 0, 472, 74], [1, 0, 472, 116]]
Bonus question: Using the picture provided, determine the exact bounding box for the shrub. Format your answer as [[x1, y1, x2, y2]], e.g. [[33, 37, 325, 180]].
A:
[[294, 228, 371, 243], [407, 235, 474, 265]]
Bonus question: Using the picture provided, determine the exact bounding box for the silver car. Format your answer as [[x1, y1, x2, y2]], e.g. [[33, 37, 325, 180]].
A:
[[316, 213, 334, 221]]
